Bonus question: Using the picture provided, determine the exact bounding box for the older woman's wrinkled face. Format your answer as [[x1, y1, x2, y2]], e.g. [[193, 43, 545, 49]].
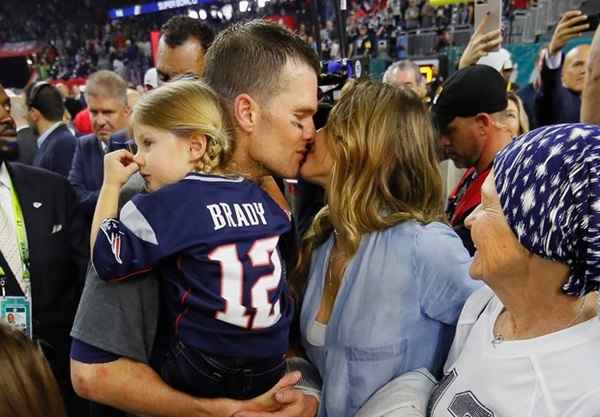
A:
[[465, 171, 529, 281]]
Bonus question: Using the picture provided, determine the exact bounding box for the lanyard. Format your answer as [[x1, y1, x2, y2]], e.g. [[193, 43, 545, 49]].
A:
[[7, 176, 31, 293]]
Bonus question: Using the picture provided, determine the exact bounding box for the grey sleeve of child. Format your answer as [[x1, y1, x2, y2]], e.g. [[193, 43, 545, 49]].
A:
[[71, 177, 159, 363]]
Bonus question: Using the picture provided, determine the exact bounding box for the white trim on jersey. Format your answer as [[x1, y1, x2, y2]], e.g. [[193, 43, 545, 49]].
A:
[[120, 200, 159, 245], [184, 173, 245, 183]]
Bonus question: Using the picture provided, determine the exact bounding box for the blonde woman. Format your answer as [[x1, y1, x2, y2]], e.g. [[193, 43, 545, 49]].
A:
[[295, 80, 479, 417], [90, 80, 293, 399], [506, 92, 530, 137], [0, 323, 66, 417]]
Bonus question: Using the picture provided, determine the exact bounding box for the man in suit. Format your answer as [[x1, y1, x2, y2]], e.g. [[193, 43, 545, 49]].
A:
[[25, 82, 77, 176], [68, 71, 130, 223], [535, 10, 591, 126], [0, 83, 89, 416]]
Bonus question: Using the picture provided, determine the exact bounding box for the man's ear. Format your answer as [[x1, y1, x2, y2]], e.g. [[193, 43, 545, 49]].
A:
[[232, 94, 258, 133], [189, 133, 207, 161], [474, 113, 494, 134]]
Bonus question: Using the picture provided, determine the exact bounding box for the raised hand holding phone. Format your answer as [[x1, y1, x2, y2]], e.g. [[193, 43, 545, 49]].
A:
[[459, 13, 503, 70], [549, 10, 590, 56]]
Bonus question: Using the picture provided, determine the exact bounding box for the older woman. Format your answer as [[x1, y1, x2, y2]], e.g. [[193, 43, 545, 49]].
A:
[[428, 123, 600, 417], [294, 80, 479, 417]]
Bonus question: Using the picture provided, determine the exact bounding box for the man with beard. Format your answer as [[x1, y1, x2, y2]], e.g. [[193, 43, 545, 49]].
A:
[[432, 65, 512, 255], [70, 20, 319, 417], [0, 84, 88, 416], [25, 82, 77, 177]]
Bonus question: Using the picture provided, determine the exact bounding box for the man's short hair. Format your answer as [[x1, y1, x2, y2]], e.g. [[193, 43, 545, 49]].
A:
[[382, 60, 423, 85], [25, 83, 64, 122], [204, 19, 320, 106], [160, 16, 215, 52], [85, 70, 128, 104]]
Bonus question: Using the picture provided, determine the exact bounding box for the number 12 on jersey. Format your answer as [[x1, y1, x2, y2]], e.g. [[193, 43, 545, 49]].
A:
[[209, 236, 282, 330]]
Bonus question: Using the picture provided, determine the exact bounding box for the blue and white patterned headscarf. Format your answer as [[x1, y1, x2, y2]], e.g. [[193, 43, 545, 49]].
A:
[[493, 123, 600, 296]]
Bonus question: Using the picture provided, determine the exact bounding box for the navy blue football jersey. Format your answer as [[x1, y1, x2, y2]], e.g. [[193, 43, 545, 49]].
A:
[[93, 173, 293, 358]]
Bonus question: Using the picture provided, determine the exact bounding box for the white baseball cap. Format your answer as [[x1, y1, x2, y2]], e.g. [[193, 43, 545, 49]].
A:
[[144, 67, 159, 89]]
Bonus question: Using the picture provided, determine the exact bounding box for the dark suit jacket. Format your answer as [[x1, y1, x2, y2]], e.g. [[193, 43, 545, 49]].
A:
[[535, 59, 581, 127], [33, 124, 77, 177], [68, 130, 130, 221], [16, 126, 38, 165], [0, 162, 88, 415], [517, 83, 539, 130]]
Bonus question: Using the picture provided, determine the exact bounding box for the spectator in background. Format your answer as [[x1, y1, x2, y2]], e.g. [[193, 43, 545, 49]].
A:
[[73, 107, 93, 136], [404, 0, 421, 30], [506, 91, 529, 137], [0, 323, 67, 417], [517, 47, 546, 130], [143, 67, 159, 92], [432, 65, 512, 255], [349, 23, 376, 58], [68, 70, 129, 226], [581, 18, 600, 125], [8, 94, 37, 165], [25, 82, 76, 177], [156, 16, 215, 83], [536, 10, 590, 126], [458, 15, 503, 70], [383, 59, 427, 99]]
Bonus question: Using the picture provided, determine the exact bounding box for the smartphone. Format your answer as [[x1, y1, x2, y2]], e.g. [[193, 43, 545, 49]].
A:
[[589, 14, 600, 32], [474, 0, 502, 51], [582, 1, 600, 32]]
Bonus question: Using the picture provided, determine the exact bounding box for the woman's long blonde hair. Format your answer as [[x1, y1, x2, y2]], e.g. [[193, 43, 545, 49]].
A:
[[130, 79, 231, 173], [0, 323, 66, 417], [292, 80, 444, 296]]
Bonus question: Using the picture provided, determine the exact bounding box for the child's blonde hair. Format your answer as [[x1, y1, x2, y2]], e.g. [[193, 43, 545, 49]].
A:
[[131, 79, 230, 173]]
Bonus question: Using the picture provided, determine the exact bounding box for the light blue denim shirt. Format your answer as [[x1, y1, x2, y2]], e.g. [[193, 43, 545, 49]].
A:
[[300, 221, 480, 417]]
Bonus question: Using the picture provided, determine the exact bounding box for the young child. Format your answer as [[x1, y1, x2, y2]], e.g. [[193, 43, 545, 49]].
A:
[[90, 80, 293, 399]]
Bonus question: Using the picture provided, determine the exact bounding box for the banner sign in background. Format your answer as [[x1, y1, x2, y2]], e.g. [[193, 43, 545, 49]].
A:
[[108, 0, 215, 19]]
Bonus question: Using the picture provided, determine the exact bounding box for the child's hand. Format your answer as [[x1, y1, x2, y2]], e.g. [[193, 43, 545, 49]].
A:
[[103, 149, 139, 188]]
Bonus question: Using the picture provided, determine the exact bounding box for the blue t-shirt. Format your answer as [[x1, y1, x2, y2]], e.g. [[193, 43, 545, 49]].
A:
[[92, 172, 293, 358]]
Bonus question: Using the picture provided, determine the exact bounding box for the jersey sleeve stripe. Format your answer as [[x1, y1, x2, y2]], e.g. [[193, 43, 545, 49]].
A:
[[120, 200, 159, 245]]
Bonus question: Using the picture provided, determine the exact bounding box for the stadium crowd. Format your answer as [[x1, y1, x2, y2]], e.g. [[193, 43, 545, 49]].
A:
[[1, 1, 600, 417]]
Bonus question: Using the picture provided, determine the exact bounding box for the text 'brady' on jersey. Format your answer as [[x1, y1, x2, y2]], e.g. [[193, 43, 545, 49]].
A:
[[92, 172, 293, 358]]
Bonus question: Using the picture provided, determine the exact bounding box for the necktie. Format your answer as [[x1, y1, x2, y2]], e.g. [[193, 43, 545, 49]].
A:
[[0, 192, 23, 284]]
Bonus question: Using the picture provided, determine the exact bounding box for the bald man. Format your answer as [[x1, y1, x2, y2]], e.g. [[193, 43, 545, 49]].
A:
[[582, 21, 600, 124], [535, 10, 591, 126]]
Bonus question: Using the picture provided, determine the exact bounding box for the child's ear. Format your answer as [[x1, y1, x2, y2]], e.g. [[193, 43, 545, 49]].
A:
[[189, 134, 207, 161]]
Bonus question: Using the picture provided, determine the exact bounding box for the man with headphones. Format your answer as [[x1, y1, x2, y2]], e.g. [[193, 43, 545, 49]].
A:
[[25, 82, 76, 177]]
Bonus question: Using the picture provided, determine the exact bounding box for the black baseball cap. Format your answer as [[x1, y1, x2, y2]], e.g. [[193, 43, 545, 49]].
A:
[[431, 65, 508, 134]]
